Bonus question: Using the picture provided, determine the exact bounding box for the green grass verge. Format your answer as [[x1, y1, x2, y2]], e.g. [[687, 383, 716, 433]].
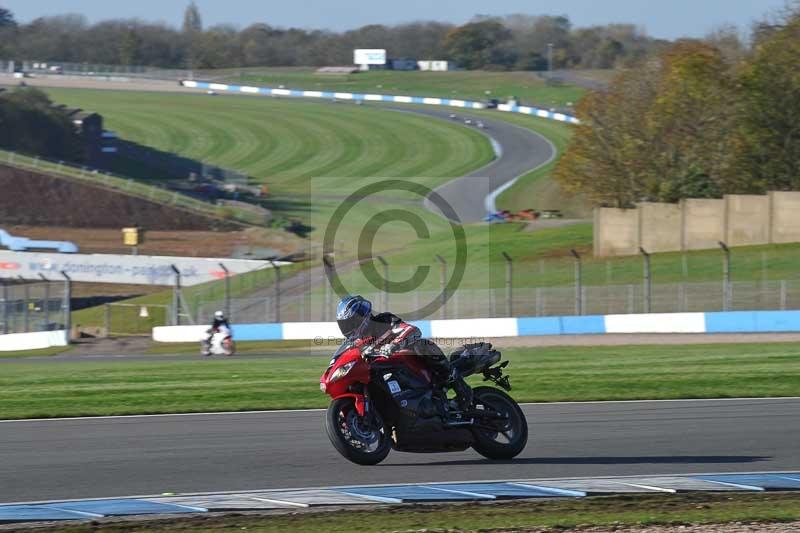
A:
[[1, 342, 798, 419], [50, 492, 800, 532], [219, 68, 586, 109]]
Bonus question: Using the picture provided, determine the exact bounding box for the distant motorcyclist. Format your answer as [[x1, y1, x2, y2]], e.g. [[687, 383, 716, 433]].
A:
[[336, 295, 470, 406], [204, 310, 232, 349]]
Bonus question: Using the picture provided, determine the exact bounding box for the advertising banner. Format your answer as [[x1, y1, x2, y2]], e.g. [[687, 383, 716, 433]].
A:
[[0, 250, 278, 286], [353, 49, 386, 65]]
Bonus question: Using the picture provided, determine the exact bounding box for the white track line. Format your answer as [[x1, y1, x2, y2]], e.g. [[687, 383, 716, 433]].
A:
[[1, 396, 798, 423]]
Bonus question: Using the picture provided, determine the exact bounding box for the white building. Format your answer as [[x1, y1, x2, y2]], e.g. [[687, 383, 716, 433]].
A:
[[417, 60, 452, 72]]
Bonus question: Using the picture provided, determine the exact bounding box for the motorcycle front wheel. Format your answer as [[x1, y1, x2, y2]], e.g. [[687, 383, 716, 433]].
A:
[[325, 397, 391, 465], [470, 386, 528, 460]]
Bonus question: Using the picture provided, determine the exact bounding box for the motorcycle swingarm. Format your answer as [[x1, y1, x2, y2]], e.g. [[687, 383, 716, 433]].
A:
[[463, 408, 508, 421]]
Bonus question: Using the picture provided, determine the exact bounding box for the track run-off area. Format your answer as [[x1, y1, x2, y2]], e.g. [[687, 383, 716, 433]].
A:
[[1, 397, 799, 504]]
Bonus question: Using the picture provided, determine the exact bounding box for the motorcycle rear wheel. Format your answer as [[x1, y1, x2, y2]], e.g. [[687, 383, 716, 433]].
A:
[[325, 398, 391, 465], [470, 386, 528, 460]]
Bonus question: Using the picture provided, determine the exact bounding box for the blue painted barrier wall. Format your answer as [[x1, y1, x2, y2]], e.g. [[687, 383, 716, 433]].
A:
[[153, 310, 800, 342], [179, 80, 580, 124]]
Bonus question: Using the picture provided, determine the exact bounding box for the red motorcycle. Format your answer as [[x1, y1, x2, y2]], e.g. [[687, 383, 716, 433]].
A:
[[320, 340, 527, 465]]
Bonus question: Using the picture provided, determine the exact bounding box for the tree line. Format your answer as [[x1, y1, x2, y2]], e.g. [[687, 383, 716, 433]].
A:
[[0, 3, 666, 70], [554, 4, 800, 207], [0, 87, 84, 161]]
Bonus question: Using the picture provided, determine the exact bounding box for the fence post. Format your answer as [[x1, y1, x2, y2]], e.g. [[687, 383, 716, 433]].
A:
[[435, 255, 447, 319], [535, 287, 542, 317], [570, 249, 582, 316], [1, 280, 7, 335], [627, 284, 635, 314], [20, 277, 30, 333], [719, 241, 731, 311], [61, 271, 71, 341], [39, 274, 50, 329], [171, 265, 181, 326], [269, 260, 281, 323], [219, 263, 231, 320], [502, 252, 513, 317], [377, 256, 389, 312], [640, 247, 651, 314], [780, 280, 787, 311]]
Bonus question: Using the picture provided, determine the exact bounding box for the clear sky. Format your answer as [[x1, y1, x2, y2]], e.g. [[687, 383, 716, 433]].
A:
[[2, 0, 789, 39]]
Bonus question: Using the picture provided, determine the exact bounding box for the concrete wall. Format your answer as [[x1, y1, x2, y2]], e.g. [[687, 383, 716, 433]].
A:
[[639, 202, 682, 253], [681, 199, 725, 250], [770, 191, 800, 244], [595, 191, 800, 257], [725, 194, 770, 246], [593, 208, 638, 256]]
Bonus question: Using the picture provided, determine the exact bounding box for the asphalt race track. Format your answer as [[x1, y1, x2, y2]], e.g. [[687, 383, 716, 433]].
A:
[[1, 398, 798, 504], [382, 105, 555, 223]]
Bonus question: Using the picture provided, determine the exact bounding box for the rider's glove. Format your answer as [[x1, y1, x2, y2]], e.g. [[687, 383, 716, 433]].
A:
[[378, 343, 393, 357]]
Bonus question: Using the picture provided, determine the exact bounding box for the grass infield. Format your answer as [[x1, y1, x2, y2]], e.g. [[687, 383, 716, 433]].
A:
[[42, 88, 493, 197], [1, 342, 798, 420]]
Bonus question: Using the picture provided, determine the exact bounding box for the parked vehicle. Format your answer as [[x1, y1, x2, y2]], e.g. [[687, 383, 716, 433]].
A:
[[320, 341, 527, 465]]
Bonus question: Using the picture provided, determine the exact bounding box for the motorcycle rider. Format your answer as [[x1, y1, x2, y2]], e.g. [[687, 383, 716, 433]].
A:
[[335, 295, 471, 409], [204, 310, 232, 350]]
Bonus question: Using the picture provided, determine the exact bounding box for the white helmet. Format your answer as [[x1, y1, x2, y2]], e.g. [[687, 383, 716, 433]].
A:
[[214, 310, 225, 320]]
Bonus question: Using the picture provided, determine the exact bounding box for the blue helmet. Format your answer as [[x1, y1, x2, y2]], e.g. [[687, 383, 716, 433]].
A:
[[336, 295, 372, 338]]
